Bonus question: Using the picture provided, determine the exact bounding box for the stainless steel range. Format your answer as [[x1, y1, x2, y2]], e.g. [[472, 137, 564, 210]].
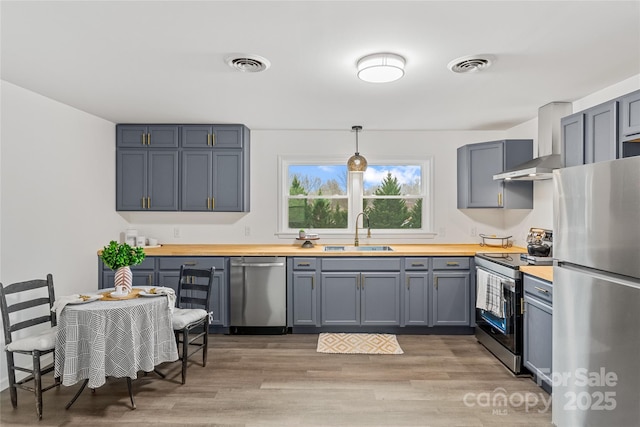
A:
[[474, 231, 553, 375]]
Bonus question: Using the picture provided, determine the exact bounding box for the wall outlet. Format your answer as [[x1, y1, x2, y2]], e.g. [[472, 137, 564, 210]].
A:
[[470, 227, 477, 237], [244, 226, 251, 236], [173, 227, 181, 238]]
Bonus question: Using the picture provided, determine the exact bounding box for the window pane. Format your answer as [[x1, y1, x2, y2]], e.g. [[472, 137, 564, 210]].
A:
[[288, 198, 348, 229], [364, 197, 422, 229], [288, 165, 347, 196], [364, 165, 421, 196]]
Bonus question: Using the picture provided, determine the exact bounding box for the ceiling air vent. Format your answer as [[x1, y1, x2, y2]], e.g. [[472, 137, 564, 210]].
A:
[[225, 54, 271, 73], [447, 55, 494, 73]]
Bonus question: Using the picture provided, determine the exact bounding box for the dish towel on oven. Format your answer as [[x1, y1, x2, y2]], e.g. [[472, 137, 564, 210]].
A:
[[476, 269, 505, 318]]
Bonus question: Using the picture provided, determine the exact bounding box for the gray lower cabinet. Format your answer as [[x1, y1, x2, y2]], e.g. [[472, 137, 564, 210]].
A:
[[100, 257, 156, 289], [116, 150, 179, 211], [404, 258, 430, 326], [320, 258, 401, 326], [457, 139, 533, 209], [290, 258, 319, 326], [98, 255, 228, 328], [523, 274, 553, 392], [432, 257, 470, 326]]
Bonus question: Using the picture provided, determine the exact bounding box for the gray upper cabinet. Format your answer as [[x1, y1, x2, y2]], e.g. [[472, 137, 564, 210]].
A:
[[561, 89, 640, 167], [117, 125, 179, 148], [457, 139, 533, 209], [561, 113, 585, 168], [181, 124, 245, 149], [181, 150, 246, 211], [116, 123, 250, 212], [116, 150, 179, 211], [585, 101, 618, 164], [620, 89, 640, 140]]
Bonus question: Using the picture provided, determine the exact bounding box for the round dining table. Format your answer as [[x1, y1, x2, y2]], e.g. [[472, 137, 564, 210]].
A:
[[55, 288, 178, 390]]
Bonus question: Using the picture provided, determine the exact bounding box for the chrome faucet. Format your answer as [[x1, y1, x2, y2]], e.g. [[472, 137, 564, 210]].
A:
[[354, 212, 371, 246]]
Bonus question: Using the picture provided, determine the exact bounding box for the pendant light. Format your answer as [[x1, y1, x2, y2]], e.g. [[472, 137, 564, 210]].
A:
[[347, 125, 367, 172]]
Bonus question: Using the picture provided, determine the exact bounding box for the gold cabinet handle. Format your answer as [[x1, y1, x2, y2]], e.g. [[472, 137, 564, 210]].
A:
[[434, 276, 439, 289], [361, 276, 364, 289], [184, 262, 197, 266], [148, 274, 153, 285], [147, 196, 150, 209], [298, 262, 310, 267], [406, 277, 410, 290], [311, 276, 315, 290], [211, 197, 215, 210], [207, 197, 210, 209], [411, 263, 424, 267], [141, 134, 145, 145], [142, 197, 146, 209], [208, 134, 212, 146], [147, 133, 151, 145], [534, 286, 550, 294], [498, 193, 503, 206], [446, 262, 459, 266], [211, 133, 215, 146]]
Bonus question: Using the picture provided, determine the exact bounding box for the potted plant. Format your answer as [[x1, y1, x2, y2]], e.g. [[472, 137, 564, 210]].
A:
[[100, 240, 145, 294], [298, 229, 306, 239]]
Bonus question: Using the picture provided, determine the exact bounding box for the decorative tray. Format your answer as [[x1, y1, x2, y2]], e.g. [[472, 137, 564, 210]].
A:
[[479, 234, 513, 248]]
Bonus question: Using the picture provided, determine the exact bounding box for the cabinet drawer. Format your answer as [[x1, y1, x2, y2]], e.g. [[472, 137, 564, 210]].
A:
[[404, 258, 429, 270], [432, 257, 469, 270], [131, 257, 156, 270], [158, 256, 225, 271], [291, 258, 317, 270], [524, 275, 553, 304]]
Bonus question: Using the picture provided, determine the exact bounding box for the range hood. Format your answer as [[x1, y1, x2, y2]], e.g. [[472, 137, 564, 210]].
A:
[[493, 102, 572, 181]]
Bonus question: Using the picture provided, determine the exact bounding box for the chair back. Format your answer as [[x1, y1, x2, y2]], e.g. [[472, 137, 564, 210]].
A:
[[176, 266, 215, 312], [0, 274, 56, 346]]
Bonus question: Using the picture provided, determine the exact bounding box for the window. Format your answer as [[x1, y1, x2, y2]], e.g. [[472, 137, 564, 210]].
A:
[[279, 156, 434, 236]]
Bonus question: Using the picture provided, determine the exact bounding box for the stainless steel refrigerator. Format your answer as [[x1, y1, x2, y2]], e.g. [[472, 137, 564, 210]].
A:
[[553, 156, 640, 427]]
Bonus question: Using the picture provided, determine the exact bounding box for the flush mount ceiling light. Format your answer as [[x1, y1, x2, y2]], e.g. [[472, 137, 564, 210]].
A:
[[347, 125, 367, 172], [447, 54, 494, 73], [225, 53, 271, 72], [357, 53, 405, 83]]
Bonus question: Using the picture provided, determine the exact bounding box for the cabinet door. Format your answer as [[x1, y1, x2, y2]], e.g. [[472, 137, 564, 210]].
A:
[[523, 295, 553, 388], [321, 272, 359, 325], [561, 113, 585, 167], [432, 271, 470, 326], [467, 142, 503, 208], [585, 101, 618, 164], [620, 90, 640, 139], [213, 125, 244, 148], [147, 125, 179, 148], [404, 272, 429, 325], [292, 271, 318, 326], [117, 150, 147, 210], [181, 150, 213, 211], [148, 151, 179, 210], [182, 125, 214, 148], [117, 125, 148, 147], [212, 150, 244, 211], [361, 272, 400, 325]]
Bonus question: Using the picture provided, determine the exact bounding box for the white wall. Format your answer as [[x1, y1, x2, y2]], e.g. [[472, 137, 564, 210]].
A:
[[0, 81, 128, 389]]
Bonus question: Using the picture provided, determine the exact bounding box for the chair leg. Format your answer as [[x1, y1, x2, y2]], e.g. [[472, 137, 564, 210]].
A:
[[33, 351, 43, 420], [6, 351, 18, 408], [203, 325, 208, 367], [181, 329, 188, 385], [126, 377, 136, 409]]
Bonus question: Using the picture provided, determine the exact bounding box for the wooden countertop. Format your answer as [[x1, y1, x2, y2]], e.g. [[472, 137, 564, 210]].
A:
[[520, 266, 553, 282], [103, 243, 526, 257]]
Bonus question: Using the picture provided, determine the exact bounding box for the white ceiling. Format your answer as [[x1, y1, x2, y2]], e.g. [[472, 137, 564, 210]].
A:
[[2, 1, 639, 131]]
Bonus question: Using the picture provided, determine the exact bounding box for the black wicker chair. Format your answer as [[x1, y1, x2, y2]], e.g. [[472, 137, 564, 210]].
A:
[[0, 274, 60, 419], [172, 265, 215, 384]]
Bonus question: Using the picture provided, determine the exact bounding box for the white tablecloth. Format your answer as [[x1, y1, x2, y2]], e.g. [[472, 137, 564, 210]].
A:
[[55, 293, 178, 388]]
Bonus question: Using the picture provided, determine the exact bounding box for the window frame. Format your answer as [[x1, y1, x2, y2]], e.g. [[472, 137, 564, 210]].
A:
[[277, 155, 435, 238]]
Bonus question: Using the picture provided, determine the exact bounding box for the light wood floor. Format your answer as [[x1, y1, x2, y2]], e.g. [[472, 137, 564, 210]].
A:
[[0, 334, 552, 426]]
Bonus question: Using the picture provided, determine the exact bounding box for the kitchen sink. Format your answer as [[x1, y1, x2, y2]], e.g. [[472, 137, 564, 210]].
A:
[[323, 245, 394, 252]]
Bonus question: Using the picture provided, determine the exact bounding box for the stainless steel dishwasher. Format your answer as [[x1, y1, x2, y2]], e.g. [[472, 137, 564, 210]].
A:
[[229, 256, 287, 334]]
